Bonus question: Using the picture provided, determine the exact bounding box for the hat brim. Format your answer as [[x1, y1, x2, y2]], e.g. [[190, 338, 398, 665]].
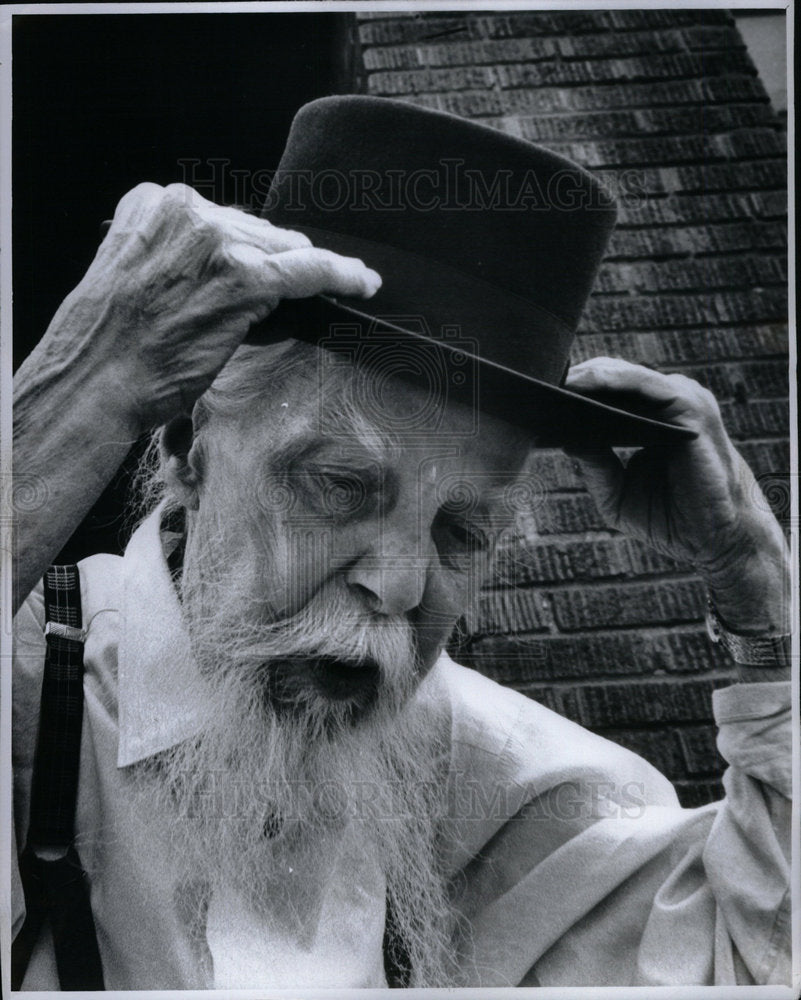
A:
[[247, 295, 696, 448]]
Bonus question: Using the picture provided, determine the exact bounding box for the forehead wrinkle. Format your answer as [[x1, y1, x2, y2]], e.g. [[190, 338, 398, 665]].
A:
[[320, 404, 402, 466]]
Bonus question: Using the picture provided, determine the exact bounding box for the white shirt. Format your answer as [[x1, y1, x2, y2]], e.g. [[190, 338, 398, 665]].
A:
[[12, 509, 792, 988]]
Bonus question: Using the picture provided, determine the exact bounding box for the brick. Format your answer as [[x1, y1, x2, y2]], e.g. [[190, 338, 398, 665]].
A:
[[607, 227, 692, 259], [749, 190, 788, 219], [364, 36, 558, 70], [600, 728, 686, 781], [744, 256, 788, 284], [605, 9, 732, 31], [672, 361, 789, 402], [672, 780, 723, 808], [423, 90, 528, 117], [366, 64, 494, 95], [358, 17, 470, 47], [600, 167, 670, 199], [556, 30, 685, 60], [428, 80, 704, 117], [750, 221, 788, 250], [598, 256, 787, 295], [714, 288, 788, 324], [526, 449, 586, 492], [719, 399, 790, 438], [490, 536, 681, 588], [647, 325, 789, 364], [737, 440, 791, 477], [564, 79, 708, 112], [677, 726, 726, 776], [663, 50, 757, 78], [479, 10, 734, 38], [626, 131, 783, 170], [720, 128, 786, 160], [362, 47, 420, 71], [470, 588, 550, 636], [570, 332, 662, 366], [556, 133, 733, 170], [461, 627, 724, 684], [680, 24, 746, 52], [477, 11, 611, 38], [706, 222, 786, 253], [513, 110, 640, 143], [579, 294, 718, 333], [634, 103, 776, 135], [549, 579, 706, 631], [671, 159, 785, 193], [496, 61, 586, 89], [497, 52, 754, 92], [558, 677, 727, 727], [703, 76, 768, 104], [608, 221, 786, 259], [433, 37, 556, 68], [593, 265, 636, 295], [533, 494, 607, 534], [617, 193, 754, 227]]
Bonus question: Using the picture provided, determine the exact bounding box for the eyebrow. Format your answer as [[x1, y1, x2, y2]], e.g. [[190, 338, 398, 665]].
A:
[[267, 433, 389, 475], [267, 434, 330, 474]]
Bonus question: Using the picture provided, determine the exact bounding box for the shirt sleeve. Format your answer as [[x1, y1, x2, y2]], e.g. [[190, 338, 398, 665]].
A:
[[439, 662, 792, 987]]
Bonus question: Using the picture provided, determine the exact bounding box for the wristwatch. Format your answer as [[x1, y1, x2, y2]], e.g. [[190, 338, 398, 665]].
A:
[[705, 597, 792, 669]]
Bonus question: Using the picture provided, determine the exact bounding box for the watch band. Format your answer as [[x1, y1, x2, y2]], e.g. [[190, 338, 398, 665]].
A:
[[705, 597, 792, 668]]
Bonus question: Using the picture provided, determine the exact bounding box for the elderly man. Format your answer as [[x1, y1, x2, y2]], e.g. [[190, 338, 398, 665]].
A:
[[11, 97, 791, 989]]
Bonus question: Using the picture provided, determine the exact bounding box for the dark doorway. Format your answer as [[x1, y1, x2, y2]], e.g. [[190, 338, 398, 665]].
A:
[[13, 12, 355, 560]]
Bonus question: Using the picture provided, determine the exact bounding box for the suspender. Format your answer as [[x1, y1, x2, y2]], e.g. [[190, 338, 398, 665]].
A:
[[11, 565, 105, 991]]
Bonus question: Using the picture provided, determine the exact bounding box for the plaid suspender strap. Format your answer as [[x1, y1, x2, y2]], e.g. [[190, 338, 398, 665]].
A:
[[11, 565, 105, 990]]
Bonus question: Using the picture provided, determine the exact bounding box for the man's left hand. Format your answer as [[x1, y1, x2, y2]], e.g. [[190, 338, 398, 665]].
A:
[[564, 357, 790, 637]]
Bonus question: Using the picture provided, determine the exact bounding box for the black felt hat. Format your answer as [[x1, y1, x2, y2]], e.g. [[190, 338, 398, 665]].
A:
[[251, 95, 694, 447]]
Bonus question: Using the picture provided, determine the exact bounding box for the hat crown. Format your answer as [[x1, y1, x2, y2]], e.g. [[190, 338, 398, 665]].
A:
[[263, 96, 617, 337]]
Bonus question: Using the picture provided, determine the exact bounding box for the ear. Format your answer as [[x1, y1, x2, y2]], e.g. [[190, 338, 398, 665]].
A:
[[160, 414, 203, 510]]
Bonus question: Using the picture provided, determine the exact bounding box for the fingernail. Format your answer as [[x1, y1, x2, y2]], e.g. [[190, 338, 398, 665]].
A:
[[365, 270, 382, 295]]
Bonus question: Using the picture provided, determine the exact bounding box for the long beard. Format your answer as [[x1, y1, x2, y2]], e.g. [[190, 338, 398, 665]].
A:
[[127, 519, 458, 986]]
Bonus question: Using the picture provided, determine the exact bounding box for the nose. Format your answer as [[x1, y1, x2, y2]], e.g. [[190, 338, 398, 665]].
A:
[[344, 529, 433, 616]]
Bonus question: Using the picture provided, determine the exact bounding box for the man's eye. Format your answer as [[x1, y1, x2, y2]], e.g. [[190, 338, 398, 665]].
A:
[[306, 468, 374, 518], [446, 521, 488, 549], [432, 508, 489, 566]]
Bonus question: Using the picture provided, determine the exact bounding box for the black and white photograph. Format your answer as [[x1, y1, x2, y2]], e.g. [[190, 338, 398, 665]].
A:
[[1, 2, 796, 994]]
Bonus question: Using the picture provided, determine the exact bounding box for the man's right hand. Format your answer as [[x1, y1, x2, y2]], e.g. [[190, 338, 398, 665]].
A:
[[44, 182, 382, 431], [11, 183, 381, 611]]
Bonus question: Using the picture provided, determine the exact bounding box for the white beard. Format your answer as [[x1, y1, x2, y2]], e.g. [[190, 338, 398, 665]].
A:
[[127, 519, 458, 986]]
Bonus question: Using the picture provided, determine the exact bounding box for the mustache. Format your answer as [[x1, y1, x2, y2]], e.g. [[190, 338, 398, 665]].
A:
[[188, 575, 421, 706]]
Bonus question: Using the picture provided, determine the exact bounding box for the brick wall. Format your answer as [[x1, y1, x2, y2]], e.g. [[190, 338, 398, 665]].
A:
[[352, 9, 789, 806]]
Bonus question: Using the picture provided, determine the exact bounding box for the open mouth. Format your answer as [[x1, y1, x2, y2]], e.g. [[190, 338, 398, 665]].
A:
[[265, 655, 381, 714]]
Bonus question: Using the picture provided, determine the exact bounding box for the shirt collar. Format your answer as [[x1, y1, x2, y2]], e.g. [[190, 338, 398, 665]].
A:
[[117, 504, 211, 767]]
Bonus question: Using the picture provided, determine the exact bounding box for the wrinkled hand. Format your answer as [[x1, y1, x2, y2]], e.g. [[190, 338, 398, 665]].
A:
[[44, 182, 381, 429], [564, 358, 789, 632]]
